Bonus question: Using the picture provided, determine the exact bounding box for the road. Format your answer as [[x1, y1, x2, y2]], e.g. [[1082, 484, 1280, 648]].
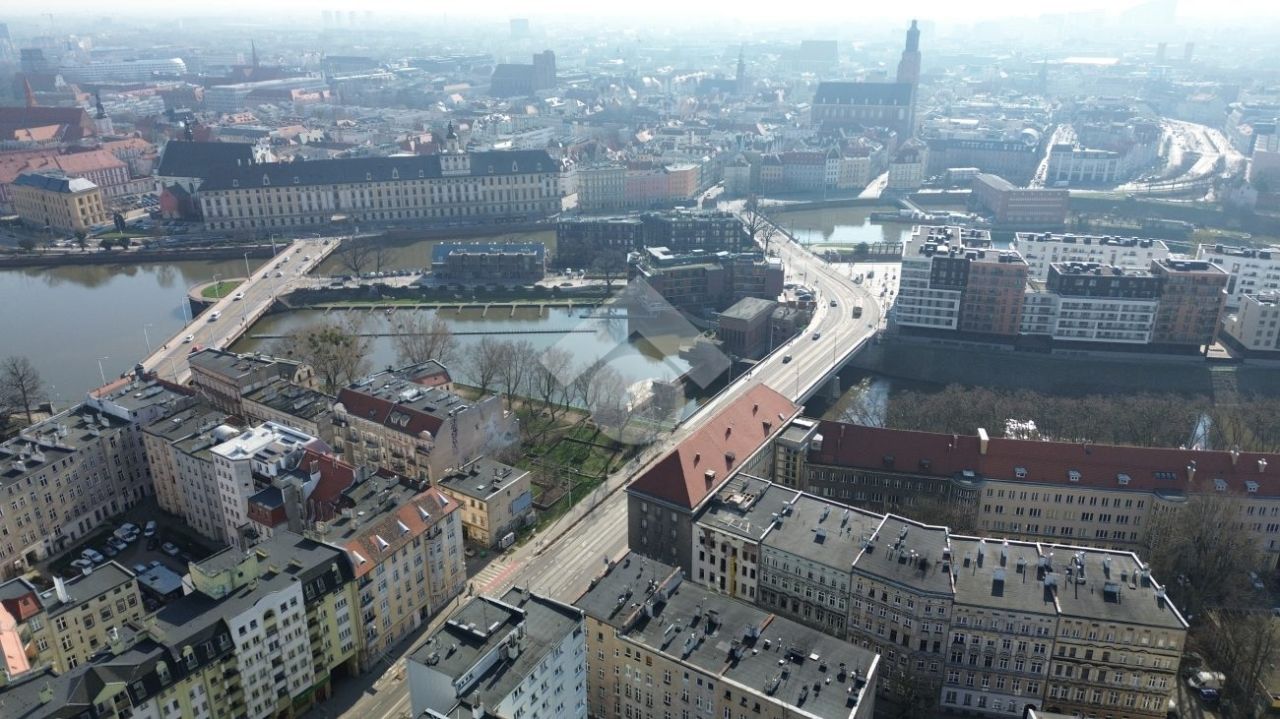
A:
[[318, 215, 883, 719], [141, 237, 337, 383]]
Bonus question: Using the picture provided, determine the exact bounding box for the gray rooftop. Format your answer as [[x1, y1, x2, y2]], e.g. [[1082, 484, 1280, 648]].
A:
[[0, 406, 131, 489], [1042, 543, 1187, 630], [411, 588, 583, 711], [188, 348, 301, 382], [142, 399, 227, 443], [852, 515, 955, 597], [947, 536, 1059, 616], [13, 170, 98, 193], [150, 532, 346, 649], [578, 553, 878, 719], [243, 378, 334, 422], [699, 475, 797, 541], [39, 561, 135, 617], [437, 458, 528, 501], [719, 296, 777, 323], [762, 492, 884, 572]]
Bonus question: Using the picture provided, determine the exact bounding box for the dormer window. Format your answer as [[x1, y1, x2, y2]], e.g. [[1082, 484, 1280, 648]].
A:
[[392, 168, 400, 179], [1068, 470, 1081, 482], [512, 162, 519, 172], [1117, 473, 1131, 486], [1214, 478, 1228, 492], [1015, 467, 1027, 479], [262, 175, 270, 186], [232, 179, 239, 188], [366, 172, 373, 181], [1246, 481, 1259, 493], [293, 176, 300, 184]]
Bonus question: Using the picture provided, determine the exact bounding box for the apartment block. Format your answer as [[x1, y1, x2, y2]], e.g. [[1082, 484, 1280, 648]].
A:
[[407, 589, 586, 719], [309, 477, 465, 669], [1148, 258, 1228, 349], [627, 384, 801, 574], [432, 241, 546, 282], [141, 400, 231, 520], [779, 418, 1280, 568], [896, 226, 1027, 336], [188, 348, 316, 416], [436, 459, 535, 549], [578, 551, 879, 719], [555, 210, 749, 267], [0, 395, 166, 578], [333, 363, 517, 482], [683, 469, 1188, 717], [208, 422, 330, 549], [241, 378, 335, 447], [1041, 262, 1162, 345], [637, 248, 784, 314], [1221, 292, 1280, 353], [1012, 233, 1170, 282], [1195, 244, 1280, 308]]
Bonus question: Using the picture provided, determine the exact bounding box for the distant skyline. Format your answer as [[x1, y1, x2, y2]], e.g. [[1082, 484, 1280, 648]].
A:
[[4, 0, 1280, 24]]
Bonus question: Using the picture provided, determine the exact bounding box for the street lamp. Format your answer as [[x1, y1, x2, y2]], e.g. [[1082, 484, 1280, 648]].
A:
[[143, 323, 154, 354], [96, 356, 110, 386], [212, 274, 222, 298], [243, 251, 252, 282]]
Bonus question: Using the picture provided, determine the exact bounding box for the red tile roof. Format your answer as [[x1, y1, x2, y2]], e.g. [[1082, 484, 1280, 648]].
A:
[[304, 449, 357, 512], [0, 587, 42, 622], [336, 386, 444, 437], [811, 422, 1280, 496], [343, 487, 458, 577], [629, 384, 799, 509]]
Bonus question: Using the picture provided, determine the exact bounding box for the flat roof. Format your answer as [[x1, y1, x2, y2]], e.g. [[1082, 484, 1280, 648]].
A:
[[411, 588, 583, 711], [699, 475, 798, 541], [852, 515, 954, 597], [39, 561, 134, 617], [762, 492, 884, 572], [578, 552, 878, 718], [437, 458, 529, 501]]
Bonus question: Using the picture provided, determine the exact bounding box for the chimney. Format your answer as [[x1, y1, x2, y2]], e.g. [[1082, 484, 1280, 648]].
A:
[[53, 576, 70, 604], [1231, 446, 1241, 466], [1260, 458, 1269, 474], [977, 428, 989, 455], [1186, 460, 1196, 483]]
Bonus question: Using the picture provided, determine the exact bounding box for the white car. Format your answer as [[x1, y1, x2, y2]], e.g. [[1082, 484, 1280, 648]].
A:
[[161, 542, 180, 557], [233, 291, 244, 300], [183, 334, 195, 343], [275, 271, 284, 278]]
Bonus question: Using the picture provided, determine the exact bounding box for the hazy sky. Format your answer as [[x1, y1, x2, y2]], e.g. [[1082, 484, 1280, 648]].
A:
[[13, 0, 1280, 23]]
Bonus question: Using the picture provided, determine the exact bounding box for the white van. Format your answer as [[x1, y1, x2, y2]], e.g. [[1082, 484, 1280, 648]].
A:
[[208, 311, 222, 322]]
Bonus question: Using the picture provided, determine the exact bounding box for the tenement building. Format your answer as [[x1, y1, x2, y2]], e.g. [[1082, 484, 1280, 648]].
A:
[[407, 588, 586, 719], [10, 171, 109, 233], [577, 552, 880, 719], [896, 226, 1028, 336], [197, 149, 564, 231], [776, 418, 1280, 570], [681, 475, 1188, 718]]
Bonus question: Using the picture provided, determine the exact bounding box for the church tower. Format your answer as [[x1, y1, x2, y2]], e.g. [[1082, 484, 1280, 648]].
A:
[[735, 46, 747, 95], [895, 20, 921, 87]]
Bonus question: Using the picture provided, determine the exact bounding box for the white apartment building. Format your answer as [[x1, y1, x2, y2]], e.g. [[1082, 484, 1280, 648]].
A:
[[210, 422, 328, 549], [1013, 233, 1170, 281], [1049, 296, 1159, 344], [1195, 243, 1280, 308], [1221, 292, 1280, 352], [408, 589, 587, 719]]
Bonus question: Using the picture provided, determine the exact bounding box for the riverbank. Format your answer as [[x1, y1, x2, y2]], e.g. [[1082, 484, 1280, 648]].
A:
[[0, 243, 280, 269]]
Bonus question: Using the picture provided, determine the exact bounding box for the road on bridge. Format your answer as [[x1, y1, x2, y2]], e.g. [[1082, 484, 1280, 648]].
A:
[[141, 237, 337, 383]]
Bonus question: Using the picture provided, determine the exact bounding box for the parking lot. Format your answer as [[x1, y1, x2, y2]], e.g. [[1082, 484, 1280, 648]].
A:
[[44, 503, 222, 607]]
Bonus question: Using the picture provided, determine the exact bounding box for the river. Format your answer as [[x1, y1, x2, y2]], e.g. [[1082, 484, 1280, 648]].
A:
[[772, 207, 910, 246], [0, 257, 266, 402]]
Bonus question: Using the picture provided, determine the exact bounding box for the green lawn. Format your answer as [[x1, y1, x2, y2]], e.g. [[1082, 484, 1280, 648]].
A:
[[202, 280, 243, 298]]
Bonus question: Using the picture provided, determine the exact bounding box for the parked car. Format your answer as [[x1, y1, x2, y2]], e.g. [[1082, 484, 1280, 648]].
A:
[[144, 521, 157, 537], [81, 548, 105, 564], [108, 537, 128, 552], [161, 542, 180, 556], [102, 545, 118, 558], [71, 558, 94, 571], [132, 563, 149, 574]]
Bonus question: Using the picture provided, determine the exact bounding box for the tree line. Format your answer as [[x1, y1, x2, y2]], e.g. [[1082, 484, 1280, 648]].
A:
[[843, 382, 1280, 453]]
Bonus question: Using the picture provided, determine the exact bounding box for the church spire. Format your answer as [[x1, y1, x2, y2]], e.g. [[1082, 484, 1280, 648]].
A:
[[905, 19, 919, 53], [735, 45, 747, 95]]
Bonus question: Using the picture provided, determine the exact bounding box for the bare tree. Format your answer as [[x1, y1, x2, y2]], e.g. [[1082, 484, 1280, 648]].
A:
[[467, 337, 504, 395], [583, 365, 631, 439], [531, 347, 574, 422], [1144, 493, 1261, 617], [496, 339, 536, 406], [1204, 610, 1280, 712], [1, 356, 47, 425], [742, 195, 780, 254], [338, 236, 388, 276], [905, 493, 978, 534], [837, 377, 886, 427], [392, 314, 459, 368], [273, 319, 371, 395], [590, 251, 628, 294]]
